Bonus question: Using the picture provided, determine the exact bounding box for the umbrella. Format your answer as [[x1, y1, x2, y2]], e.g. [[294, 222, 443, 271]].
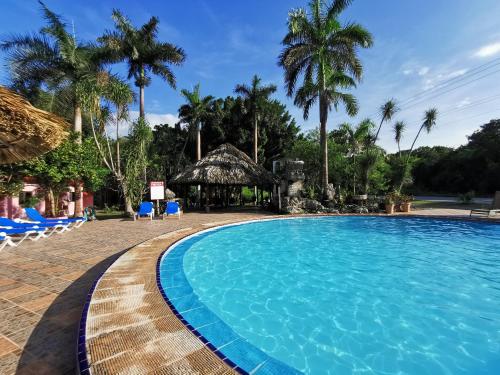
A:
[[0, 86, 69, 164]]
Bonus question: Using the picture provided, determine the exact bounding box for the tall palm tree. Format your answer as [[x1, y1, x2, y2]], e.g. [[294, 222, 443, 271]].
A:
[[397, 108, 437, 191], [393, 121, 406, 157], [1, 1, 103, 143], [279, 0, 373, 200], [178, 84, 214, 161], [99, 10, 186, 118], [234, 75, 277, 163], [406, 108, 438, 162], [374, 99, 398, 144]]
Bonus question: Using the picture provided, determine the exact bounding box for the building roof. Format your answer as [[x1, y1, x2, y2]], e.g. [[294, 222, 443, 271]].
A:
[[170, 143, 277, 187], [0, 86, 69, 164]]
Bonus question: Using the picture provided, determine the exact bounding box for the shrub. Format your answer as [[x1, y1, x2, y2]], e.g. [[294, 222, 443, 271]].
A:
[[458, 191, 475, 204]]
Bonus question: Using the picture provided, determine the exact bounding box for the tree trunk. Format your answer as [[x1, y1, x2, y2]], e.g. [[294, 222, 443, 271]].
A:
[[319, 95, 329, 201], [253, 115, 258, 163], [120, 180, 134, 216], [74, 103, 82, 144], [116, 108, 121, 176], [253, 115, 258, 205], [74, 181, 83, 217], [196, 122, 201, 161], [139, 65, 146, 118], [139, 86, 145, 118], [45, 188, 56, 217]]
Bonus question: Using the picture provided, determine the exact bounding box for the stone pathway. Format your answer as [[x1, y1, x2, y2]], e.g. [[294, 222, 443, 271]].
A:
[[0, 211, 268, 375]]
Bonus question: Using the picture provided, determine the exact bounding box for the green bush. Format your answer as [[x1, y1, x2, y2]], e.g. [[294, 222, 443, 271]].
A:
[[458, 191, 475, 204], [241, 186, 255, 204]]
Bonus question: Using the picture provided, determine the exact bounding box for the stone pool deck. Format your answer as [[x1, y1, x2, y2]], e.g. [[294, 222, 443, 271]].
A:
[[0, 208, 496, 374]]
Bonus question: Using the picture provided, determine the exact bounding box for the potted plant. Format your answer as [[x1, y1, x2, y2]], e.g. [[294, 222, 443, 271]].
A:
[[399, 194, 413, 213], [384, 192, 398, 214]]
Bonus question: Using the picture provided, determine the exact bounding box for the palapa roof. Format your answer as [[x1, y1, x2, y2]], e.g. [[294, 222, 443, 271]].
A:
[[170, 143, 277, 187], [0, 86, 69, 164]]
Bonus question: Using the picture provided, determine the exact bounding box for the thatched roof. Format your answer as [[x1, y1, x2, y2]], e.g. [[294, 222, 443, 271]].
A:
[[170, 143, 277, 187], [0, 86, 70, 164]]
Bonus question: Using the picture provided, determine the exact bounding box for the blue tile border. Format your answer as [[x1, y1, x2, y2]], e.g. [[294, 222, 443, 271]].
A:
[[76, 269, 106, 375], [156, 225, 303, 375]]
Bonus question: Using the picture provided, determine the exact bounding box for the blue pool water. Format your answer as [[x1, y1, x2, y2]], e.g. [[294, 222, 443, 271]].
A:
[[160, 217, 500, 374]]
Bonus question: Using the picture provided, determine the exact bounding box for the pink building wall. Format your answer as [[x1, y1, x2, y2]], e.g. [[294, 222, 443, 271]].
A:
[[0, 182, 94, 219]]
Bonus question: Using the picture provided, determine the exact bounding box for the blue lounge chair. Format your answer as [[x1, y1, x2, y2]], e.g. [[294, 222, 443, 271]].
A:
[[163, 201, 182, 219], [134, 202, 154, 221], [0, 227, 47, 251], [24, 208, 86, 229], [0, 217, 64, 237]]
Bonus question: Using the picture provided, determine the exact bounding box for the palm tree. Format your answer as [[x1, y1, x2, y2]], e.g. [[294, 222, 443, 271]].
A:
[[234, 75, 277, 163], [374, 99, 398, 144], [279, 0, 373, 200], [1, 1, 103, 143], [339, 119, 375, 194], [78, 71, 137, 215], [406, 108, 438, 162], [99, 10, 186, 118], [397, 108, 438, 191], [178, 84, 214, 161], [393, 121, 406, 157]]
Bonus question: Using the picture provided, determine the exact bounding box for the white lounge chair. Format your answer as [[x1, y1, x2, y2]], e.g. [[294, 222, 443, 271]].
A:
[[470, 191, 500, 217]]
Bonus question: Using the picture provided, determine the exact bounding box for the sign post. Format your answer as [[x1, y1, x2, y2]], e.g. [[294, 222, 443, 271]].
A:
[[150, 181, 165, 217]]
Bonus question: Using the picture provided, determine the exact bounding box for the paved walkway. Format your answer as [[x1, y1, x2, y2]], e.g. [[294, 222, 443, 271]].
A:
[[0, 211, 268, 375]]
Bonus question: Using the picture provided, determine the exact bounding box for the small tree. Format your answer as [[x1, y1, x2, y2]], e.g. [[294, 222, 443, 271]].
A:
[[123, 117, 153, 209], [25, 135, 108, 216]]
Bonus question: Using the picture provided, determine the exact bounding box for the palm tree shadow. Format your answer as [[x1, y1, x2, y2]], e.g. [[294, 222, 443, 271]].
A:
[[15, 249, 129, 375]]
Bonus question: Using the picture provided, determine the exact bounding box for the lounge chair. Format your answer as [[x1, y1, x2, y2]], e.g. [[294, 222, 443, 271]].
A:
[[134, 202, 154, 221], [24, 208, 86, 229], [0, 227, 47, 251], [470, 191, 500, 218], [0, 232, 14, 251], [163, 201, 182, 220], [0, 217, 65, 237]]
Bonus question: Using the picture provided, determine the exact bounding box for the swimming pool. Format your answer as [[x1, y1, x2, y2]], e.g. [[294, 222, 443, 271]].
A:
[[159, 216, 500, 374]]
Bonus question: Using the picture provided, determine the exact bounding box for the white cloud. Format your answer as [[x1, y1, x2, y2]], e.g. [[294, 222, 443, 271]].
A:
[[403, 69, 413, 75], [418, 66, 430, 76], [106, 111, 179, 138], [474, 42, 500, 57], [456, 97, 471, 108]]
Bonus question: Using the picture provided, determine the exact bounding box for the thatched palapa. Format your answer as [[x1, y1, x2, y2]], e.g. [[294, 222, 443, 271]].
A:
[[170, 143, 277, 187], [0, 86, 69, 164]]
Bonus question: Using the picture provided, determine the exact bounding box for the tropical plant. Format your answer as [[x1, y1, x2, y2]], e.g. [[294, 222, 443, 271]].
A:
[[374, 99, 398, 144], [407, 108, 438, 161], [1, 1, 105, 143], [123, 118, 153, 209], [179, 84, 214, 161], [393, 121, 406, 157], [99, 9, 186, 117], [398, 108, 438, 190], [234, 75, 277, 163], [0, 165, 24, 198], [24, 134, 108, 216], [339, 119, 375, 194], [279, 0, 373, 200]]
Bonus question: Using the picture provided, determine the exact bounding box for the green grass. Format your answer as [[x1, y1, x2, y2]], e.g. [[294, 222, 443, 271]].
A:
[[95, 209, 127, 220]]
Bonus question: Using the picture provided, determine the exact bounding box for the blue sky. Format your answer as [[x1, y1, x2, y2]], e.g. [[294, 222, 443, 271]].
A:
[[1, 0, 500, 152]]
